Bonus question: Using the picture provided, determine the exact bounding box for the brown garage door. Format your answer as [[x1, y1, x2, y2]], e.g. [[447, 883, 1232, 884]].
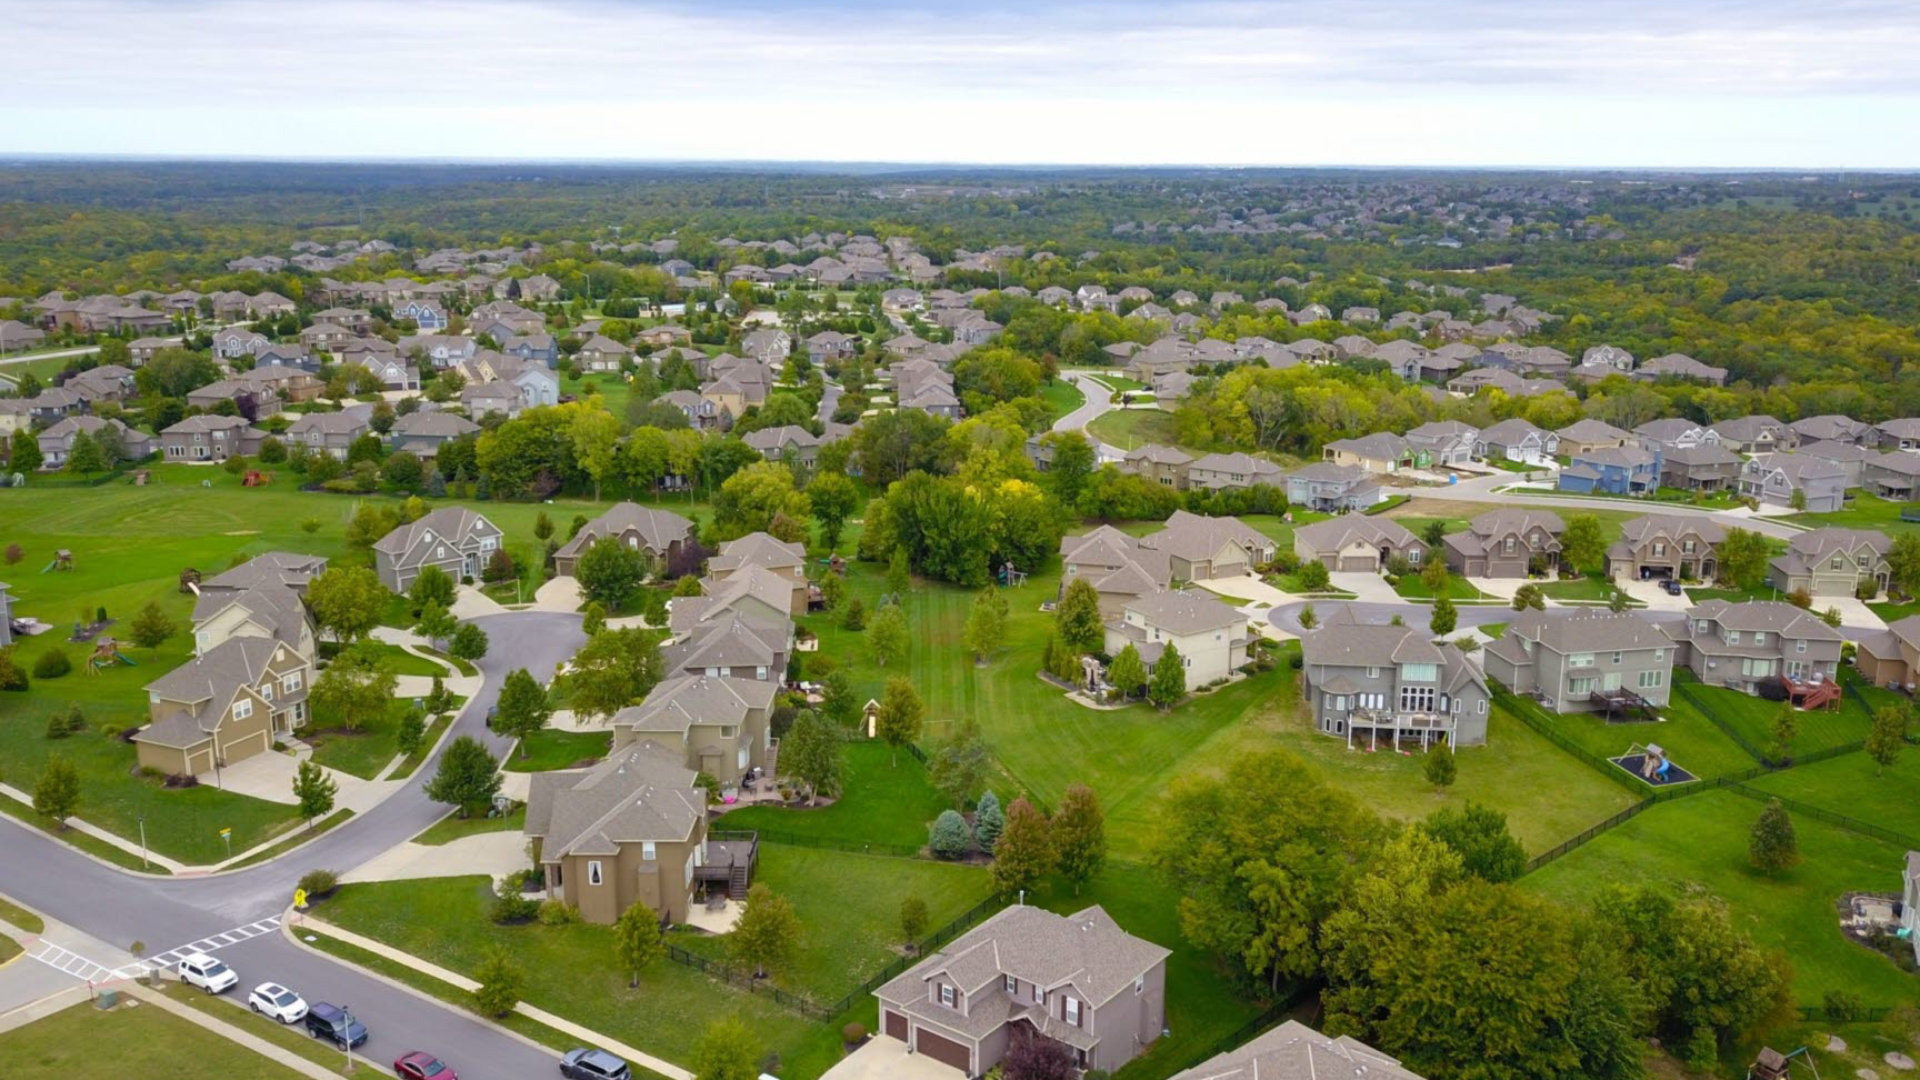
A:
[[884, 1010, 908, 1041], [916, 1028, 971, 1073]]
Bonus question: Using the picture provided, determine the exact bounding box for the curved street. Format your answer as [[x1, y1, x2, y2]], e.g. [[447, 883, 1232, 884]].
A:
[[0, 611, 587, 1080], [1052, 371, 1125, 462]]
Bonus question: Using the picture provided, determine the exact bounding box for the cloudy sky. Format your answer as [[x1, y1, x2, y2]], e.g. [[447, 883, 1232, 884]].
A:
[[5, 0, 1917, 167]]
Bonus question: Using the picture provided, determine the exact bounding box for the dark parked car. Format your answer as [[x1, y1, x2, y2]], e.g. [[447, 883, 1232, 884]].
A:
[[560, 1048, 632, 1080], [395, 1050, 458, 1080], [1661, 578, 1684, 595], [304, 1002, 369, 1049]]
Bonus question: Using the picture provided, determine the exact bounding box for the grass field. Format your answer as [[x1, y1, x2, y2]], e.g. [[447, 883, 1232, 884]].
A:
[[1793, 492, 1920, 536], [306, 697, 422, 779], [721, 741, 952, 850], [671, 845, 995, 999], [1085, 407, 1187, 453], [1747, 749, 1920, 844], [1503, 689, 1762, 780], [413, 805, 525, 845], [0, 1001, 306, 1080], [1669, 671, 1874, 759], [504, 729, 611, 772], [1536, 575, 1630, 604], [0, 893, 46, 933], [1392, 574, 1489, 600], [1039, 378, 1085, 421], [1526, 789, 1918, 1007]]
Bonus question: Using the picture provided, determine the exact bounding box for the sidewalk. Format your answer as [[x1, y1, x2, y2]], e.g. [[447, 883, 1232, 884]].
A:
[[0, 783, 187, 873], [128, 982, 344, 1080], [286, 913, 692, 1080]]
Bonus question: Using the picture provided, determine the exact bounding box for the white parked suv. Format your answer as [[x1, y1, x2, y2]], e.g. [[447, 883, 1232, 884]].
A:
[[177, 952, 239, 994], [247, 982, 308, 1023]]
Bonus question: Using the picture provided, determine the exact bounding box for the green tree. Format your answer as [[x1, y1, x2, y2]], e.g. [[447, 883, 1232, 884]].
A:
[[1866, 704, 1908, 775], [1420, 802, 1526, 883], [307, 565, 388, 643], [927, 720, 990, 808], [1422, 745, 1457, 791], [449, 621, 489, 663], [929, 809, 972, 858], [472, 948, 523, 1018], [1560, 514, 1606, 575], [973, 790, 1005, 850], [730, 883, 801, 979], [1748, 797, 1799, 874], [494, 668, 553, 757], [410, 564, 456, 611], [33, 757, 80, 826], [711, 460, 810, 542], [1769, 702, 1798, 763], [899, 896, 929, 949], [65, 430, 109, 477], [991, 796, 1055, 898], [414, 601, 457, 648], [1041, 430, 1096, 507], [9, 428, 42, 473], [868, 602, 908, 666], [569, 406, 622, 501], [575, 536, 648, 609], [395, 708, 427, 759], [1106, 642, 1148, 700], [1429, 595, 1457, 637], [1419, 558, 1450, 594], [613, 900, 664, 988], [533, 511, 554, 542], [1511, 583, 1546, 611], [1717, 528, 1771, 591], [874, 676, 924, 765], [962, 586, 1008, 664], [568, 627, 663, 723], [310, 644, 398, 732], [780, 709, 843, 803], [806, 472, 860, 551], [1297, 603, 1318, 630], [1054, 578, 1104, 652], [1422, 520, 1447, 549], [819, 669, 857, 726], [425, 735, 502, 817], [690, 1017, 760, 1080], [128, 602, 177, 651], [1295, 560, 1332, 592], [1886, 531, 1920, 598], [292, 759, 338, 828], [1148, 643, 1186, 709], [1052, 783, 1106, 895], [886, 546, 911, 598]]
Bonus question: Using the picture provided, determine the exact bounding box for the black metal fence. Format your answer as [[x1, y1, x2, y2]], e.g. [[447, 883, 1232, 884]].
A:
[[1669, 678, 1774, 765], [1722, 784, 1920, 851]]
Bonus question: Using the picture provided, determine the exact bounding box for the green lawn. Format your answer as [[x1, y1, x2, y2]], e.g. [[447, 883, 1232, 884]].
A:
[[413, 805, 526, 846], [389, 710, 456, 780], [671, 845, 994, 999], [504, 729, 611, 772], [1085, 407, 1189, 453], [0, 893, 46, 933], [1502, 689, 1762, 781], [1536, 576, 1631, 604], [1747, 749, 1920, 844], [1670, 671, 1872, 759], [1391, 574, 1489, 601], [0, 1001, 307, 1080], [1478, 621, 1508, 640], [1793, 492, 1920, 535], [1089, 373, 1148, 394], [1039, 378, 1085, 421], [721, 741, 952, 850], [1526, 790, 1918, 1007], [1273, 572, 1356, 598], [306, 697, 420, 780], [314, 876, 844, 1078], [226, 808, 353, 869], [1685, 585, 1781, 605], [343, 640, 448, 678]]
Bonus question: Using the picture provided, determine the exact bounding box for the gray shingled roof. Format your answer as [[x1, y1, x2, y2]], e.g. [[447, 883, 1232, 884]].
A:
[[1168, 1020, 1426, 1080], [524, 742, 705, 861], [876, 904, 1169, 1012]]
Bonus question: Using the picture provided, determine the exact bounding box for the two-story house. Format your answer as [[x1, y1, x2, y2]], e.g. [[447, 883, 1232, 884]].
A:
[[1484, 610, 1675, 714], [36, 416, 152, 469], [1184, 452, 1285, 491], [1285, 462, 1384, 513], [1322, 433, 1414, 475], [703, 532, 811, 616], [1664, 600, 1845, 696], [1169, 1020, 1429, 1080], [1558, 445, 1661, 496], [191, 552, 325, 659], [1712, 415, 1797, 455], [1404, 420, 1479, 468], [1475, 418, 1559, 465], [1854, 616, 1920, 692], [1739, 452, 1846, 512], [1443, 509, 1563, 579], [287, 406, 373, 461], [373, 507, 503, 592], [659, 608, 792, 686], [1659, 442, 1743, 492], [1874, 418, 1920, 452], [158, 415, 264, 463], [611, 674, 776, 788], [1790, 415, 1874, 447], [1293, 515, 1427, 573], [1862, 451, 1920, 500], [1794, 439, 1876, 489], [1059, 527, 1174, 619], [741, 425, 822, 467], [1300, 608, 1492, 748], [1606, 514, 1724, 581], [133, 637, 312, 777], [1138, 511, 1275, 582], [1767, 527, 1890, 598], [552, 503, 696, 579], [1555, 418, 1633, 457], [1104, 589, 1252, 688], [1121, 444, 1192, 489], [526, 741, 754, 925], [874, 904, 1170, 1077], [388, 411, 479, 461]]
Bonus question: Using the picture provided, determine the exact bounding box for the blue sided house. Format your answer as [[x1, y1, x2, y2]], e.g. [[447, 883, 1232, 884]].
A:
[[1559, 445, 1662, 497]]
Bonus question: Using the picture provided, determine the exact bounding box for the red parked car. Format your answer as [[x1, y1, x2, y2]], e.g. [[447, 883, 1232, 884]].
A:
[[394, 1051, 457, 1080]]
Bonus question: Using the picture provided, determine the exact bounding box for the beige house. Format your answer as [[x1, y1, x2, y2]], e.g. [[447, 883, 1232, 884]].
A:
[[1322, 432, 1413, 474], [1442, 509, 1564, 579], [1293, 515, 1426, 572], [1184, 452, 1284, 491], [1854, 615, 1920, 691], [610, 675, 775, 787], [1767, 528, 1891, 598], [133, 637, 310, 777], [191, 552, 326, 659], [552, 503, 695, 579], [1140, 511, 1276, 582], [526, 741, 755, 925], [875, 904, 1170, 1076], [1059, 526, 1173, 618], [1555, 418, 1633, 457], [1605, 514, 1724, 582], [1121, 444, 1193, 489], [1104, 589, 1253, 688], [704, 532, 811, 615]]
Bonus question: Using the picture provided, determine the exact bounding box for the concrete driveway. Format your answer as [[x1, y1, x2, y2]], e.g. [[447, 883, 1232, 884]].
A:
[[451, 584, 509, 619], [342, 831, 530, 885], [1329, 571, 1406, 604], [531, 575, 584, 613], [1617, 576, 1694, 612], [820, 1037, 965, 1080]]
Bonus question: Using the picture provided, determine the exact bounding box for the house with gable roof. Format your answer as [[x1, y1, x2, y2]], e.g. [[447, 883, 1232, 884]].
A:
[[1484, 609, 1675, 714], [1299, 606, 1491, 747], [610, 675, 776, 788], [1168, 1020, 1428, 1080], [1293, 515, 1426, 573], [1665, 599, 1844, 695], [133, 637, 312, 777], [1767, 527, 1890, 598], [1443, 509, 1563, 578], [372, 507, 503, 592], [552, 503, 695, 579], [1059, 526, 1173, 618]]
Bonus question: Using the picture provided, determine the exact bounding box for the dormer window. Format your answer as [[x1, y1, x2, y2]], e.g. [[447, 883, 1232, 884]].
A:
[[1004, 975, 1016, 995], [939, 984, 956, 1008], [1065, 997, 1082, 1026]]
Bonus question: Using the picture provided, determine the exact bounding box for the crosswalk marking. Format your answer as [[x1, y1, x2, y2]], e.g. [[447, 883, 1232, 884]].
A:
[[115, 916, 283, 980], [29, 942, 117, 983]]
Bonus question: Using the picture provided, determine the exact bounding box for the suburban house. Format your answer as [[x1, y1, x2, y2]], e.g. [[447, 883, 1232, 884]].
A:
[[36, 416, 152, 469], [660, 607, 792, 685], [1711, 415, 1796, 455], [1285, 462, 1384, 512], [191, 552, 326, 659], [1853, 616, 1920, 691], [703, 532, 811, 616], [1635, 418, 1718, 452], [1139, 511, 1275, 581], [1322, 432, 1414, 474], [1738, 453, 1846, 512], [1635, 353, 1728, 386], [741, 425, 822, 466], [1554, 418, 1633, 456], [389, 411, 479, 460], [1168, 1020, 1429, 1080], [1606, 515, 1724, 581], [1557, 445, 1661, 496], [1862, 451, 1920, 500], [1442, 509, 1564, 579], [576, 335, 634, 373], [1795, 440, 1876, 488], [1659, 442, 1743, 492], [1905, 853, 1920, 967], [1404, 420, 1479, 467], [525, 741, 754, 926], [1121, 444, 1193, 489], [1876, 418, 1920, 452], [1299, 608, 1492, 747], [372, 507, 504, 592], [1767, 528, 1891, 598], [1292, 515, 1427, 572], [462, 380, 524, 419], [1104, 589, 1253, 687], [159, 415, 265, 463], [1184, 452, 1284, 491], [1484, 610, 1675, 714], [1059, 527, 1174, 618], [553, 503, 696, 579], [287, 406, 373, 461], [874, 904, 1170, 1077], [611, 674, 776, 788], [1664, 600, 1845, 695], [186, 378, 280, 419], [133, 637, 312, 777], [1790, 415, 1875, 447], [1475, 418, 1559, 464]]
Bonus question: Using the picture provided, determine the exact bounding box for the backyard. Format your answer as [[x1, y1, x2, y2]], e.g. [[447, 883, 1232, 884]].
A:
[[1085, 407, 1188, 454], [721, 741, 953, 850], [1501, 688, 1765, 782]]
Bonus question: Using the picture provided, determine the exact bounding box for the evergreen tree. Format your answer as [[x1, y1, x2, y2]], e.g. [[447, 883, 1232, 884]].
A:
[[1052, 784, 1107, 895], [929, 809, 971, 859], [1429, 595, 1457, 637], [292, 759, 338, 827], [973, 790, 1005, 851], [1148, 643, 1186, 709], [1423, 745, 1457, 791], [1748, 797, 1800, 874], [1107, 643, 1148, 699]]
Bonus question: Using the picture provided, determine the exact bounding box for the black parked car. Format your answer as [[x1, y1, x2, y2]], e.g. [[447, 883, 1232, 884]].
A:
[[1661, 579, 1684, 595], [304, 1002, 370, 1049], [560, 1048, 632, 1080]]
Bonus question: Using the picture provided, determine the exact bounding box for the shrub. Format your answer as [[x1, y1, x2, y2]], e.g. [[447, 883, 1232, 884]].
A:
[[0, 649, 27, 691], [32, 649, 71, 679], [45, 714, 69, 739], [537, 899, 580, 926], [929, 809, 971, 859], [491, 891, 540, 924], [297, 869, 341, 900], [842, 1023, 867, 1045], [1823, 989, 1866, 1022]]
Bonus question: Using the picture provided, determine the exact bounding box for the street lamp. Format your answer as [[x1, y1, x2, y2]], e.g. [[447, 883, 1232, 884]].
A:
[[341, 1004, 356, 1070]]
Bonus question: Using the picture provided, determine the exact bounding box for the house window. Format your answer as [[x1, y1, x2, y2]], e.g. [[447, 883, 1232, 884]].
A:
[[1135, 977, 1145, 995], [1742, 658, 1775, 678], [233, 699, 253, 720], [260, 684, 274, 702], [1366, 666, 1380, 679], [642, 842, 656, 861], [1611, 653, 1622, 665], [1795, 638, 1807, 653], [1639, 670, 1665, 689], [1654, 649, 1666, 663], [1399, 662, 1437, 682], [283, 673, 302, 693], [1004, 975, 1017, 995], [1503, 537, 1515, 554], [1399, 685, 1436, 712], [1065, 997, 1082, 1026], [1753, 632, 1768, 646], [1569, 677, 1596, 696], [1568, 653, 1595, 669], [755, 666, 767, 680], [939, 985, 956, 1008], [588, 861, 603, 886]]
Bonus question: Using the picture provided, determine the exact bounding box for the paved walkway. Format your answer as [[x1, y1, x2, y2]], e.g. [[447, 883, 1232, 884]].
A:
[[288, 915, 693, 1080], [450, 586, 509, 620], [129, 983, 344, 1080], [342, 832, 529, 886], [0, 784, 186, 872]]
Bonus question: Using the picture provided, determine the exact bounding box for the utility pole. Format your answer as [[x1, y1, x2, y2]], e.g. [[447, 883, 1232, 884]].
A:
[[138, 814, 148, 870]]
